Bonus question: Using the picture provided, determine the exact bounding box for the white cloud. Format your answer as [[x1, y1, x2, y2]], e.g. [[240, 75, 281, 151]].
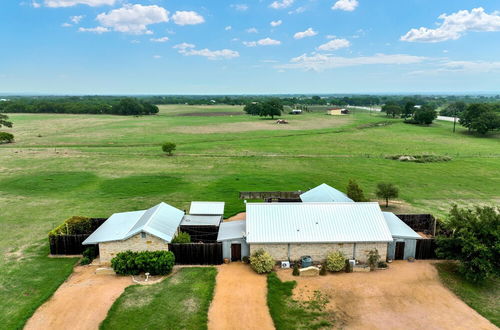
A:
[[278, 53, 426, 71], [153, 55, 162, 59], [225, 25, 232, 31], [317, 38, 350, 51], [270, 20, 282, 27], [243, 37, 281, 47], [246, 27, 258, 33], [78, 26, 109, 33], [71, 15, 84, 24], [326, 35, 337, 39], [401, 7, 500, 43], [44, 0, 114, 7], [231, 4, 248, 11], [294, 27, 317, 39], [61, 22, 72, 27], [270, 0, 293, 9], [440, 60, 500, 73], [150, 36, 169, 42], [288, 6, 305, 15], [172, 11, 205, 26], [96, 4, 169, 35], [32, 1, 42, 8], [332, 0, 358, 12], [174, 43, 239, 60], [130, 40, 140, 44]]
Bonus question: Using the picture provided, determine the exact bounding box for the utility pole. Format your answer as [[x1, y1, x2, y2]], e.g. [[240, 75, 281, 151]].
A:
[[453, 108, 457, 133]]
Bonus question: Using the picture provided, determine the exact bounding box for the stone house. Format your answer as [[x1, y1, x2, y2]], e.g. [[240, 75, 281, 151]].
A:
[[245, 202, 394, 263], [82, 202, 184, 264]]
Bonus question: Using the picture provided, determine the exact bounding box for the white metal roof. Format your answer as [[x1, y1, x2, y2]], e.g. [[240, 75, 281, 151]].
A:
[[217, 220, 246, 241], [83, 202, 184, 245], [189, 201, 225, 215], [300, 183, 354, 203], [181, 215, 222, 226], [246, 202, 393, 244], [383, 212, 422, 239]]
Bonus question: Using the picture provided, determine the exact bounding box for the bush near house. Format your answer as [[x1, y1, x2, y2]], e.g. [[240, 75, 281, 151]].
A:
[[367, 249, 381, 271], [325, 251, 345, 272], [250, 249, 274, 274], [49, 216, 93, 236], [171, 232, 191, 243], [111, 250, 175, 276]]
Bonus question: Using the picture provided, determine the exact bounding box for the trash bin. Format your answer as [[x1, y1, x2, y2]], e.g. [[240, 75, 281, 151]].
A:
[[301, 256, 313, 268]]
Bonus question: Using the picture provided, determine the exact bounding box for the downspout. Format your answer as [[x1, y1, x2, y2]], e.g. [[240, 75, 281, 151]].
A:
[[287, 243, 291, 261], [352, 243, 356, 260]]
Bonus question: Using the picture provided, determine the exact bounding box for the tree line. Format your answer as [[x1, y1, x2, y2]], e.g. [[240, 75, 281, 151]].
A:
[[0, 97, 159, 116]]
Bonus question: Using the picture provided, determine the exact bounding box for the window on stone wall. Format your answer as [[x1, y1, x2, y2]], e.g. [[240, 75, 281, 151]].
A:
[[141, 232, 146, 239]]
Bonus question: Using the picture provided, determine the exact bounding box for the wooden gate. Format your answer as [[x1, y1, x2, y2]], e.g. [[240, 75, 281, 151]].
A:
[[415, 239, 437, 259], [168, 243, 223, 265], [395, 241, 405, 260]]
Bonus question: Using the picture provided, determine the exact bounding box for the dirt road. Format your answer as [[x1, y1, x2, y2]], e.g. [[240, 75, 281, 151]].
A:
[[25, 265, 132, 330], [278, 260, 496, 330], [208, 263, 274, 330]]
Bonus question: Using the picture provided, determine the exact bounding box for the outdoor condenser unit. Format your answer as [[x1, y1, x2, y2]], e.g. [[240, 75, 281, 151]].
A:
[[281, 261, 290, 269]]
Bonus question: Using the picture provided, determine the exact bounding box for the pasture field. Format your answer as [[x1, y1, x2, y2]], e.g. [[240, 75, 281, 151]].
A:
[[0, 104, 499, 328]]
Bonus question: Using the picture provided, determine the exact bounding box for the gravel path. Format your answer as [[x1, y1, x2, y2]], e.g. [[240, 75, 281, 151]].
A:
[[25, 265, 132, 330], [278, 260, 496, 330], [208, 263, 274, 330]]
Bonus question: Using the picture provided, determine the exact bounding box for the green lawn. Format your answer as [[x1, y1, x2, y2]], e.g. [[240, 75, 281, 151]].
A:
[[100, 267, 217, 330], [267, 272, 331, 329], [0, 104, 498, 327], [436, 262, 500, 327]]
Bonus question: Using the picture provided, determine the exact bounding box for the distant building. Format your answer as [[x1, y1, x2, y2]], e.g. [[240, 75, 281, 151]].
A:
[[291, 109, 302, 115], [327, 107, 349, 115]]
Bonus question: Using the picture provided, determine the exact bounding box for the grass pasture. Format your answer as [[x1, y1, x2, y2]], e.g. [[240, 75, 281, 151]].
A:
[[0, 104, 499, 328]]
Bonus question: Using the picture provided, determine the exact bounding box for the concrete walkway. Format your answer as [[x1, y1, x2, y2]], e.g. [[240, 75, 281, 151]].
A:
[[208, 263, 274, 330], [25, 265, 132, 330]]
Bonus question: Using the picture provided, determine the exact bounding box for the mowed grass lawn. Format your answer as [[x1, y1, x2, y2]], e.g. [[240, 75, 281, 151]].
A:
[[101, 267, 217, 330], [0, 104, 498, 328]]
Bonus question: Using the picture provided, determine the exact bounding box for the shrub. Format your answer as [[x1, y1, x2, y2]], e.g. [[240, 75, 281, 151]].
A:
[[250, 249, 275, 274], [161, 142, 176, 156], [377, 261, 388, 269], [292, 262, 300, 276], [319, 263, 327, 276], [49, 216, 92, 236], [171, 232, 191, 244], [344, 259, 353, 273], [346, 179, 367, 202], [325, 251, 345, 272], [80, 257, 91, 265], [111, 250, 175, 276], [367, 249, 381, 271], [83, 246, 98, 260], [0, 132, 14, 144], [242, 256, 250, 264]]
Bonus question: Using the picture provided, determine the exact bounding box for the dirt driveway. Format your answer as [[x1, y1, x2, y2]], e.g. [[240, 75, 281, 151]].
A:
[[25, 265, 132, 330], [278, 260, 496, 330], [208, 263, 274, 330]]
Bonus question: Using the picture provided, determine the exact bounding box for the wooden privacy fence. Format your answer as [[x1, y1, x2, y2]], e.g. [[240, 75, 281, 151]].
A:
[[415, 239, 438, 259], [239, 191, 302, 200], [168, 243, 223, 265], [49, 218, 107, 255]]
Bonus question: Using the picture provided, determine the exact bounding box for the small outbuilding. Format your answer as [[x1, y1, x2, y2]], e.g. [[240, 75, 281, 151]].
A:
[[327, 108, 348, 115], [300, 183, 354, 203], [217, 220, 249, 261], [179, 201, 225, 242], [383, 212, 422, 260], [82, 202, 185, 264]]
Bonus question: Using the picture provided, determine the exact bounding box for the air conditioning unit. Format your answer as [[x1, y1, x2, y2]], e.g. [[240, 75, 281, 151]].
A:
[[281, 261, 290, 269]]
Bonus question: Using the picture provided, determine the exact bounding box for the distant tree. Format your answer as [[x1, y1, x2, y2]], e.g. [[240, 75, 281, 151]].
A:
[[260, 98, 284, 119], [436, 205, 500, 282], [413, 104, 437, 125], [375, 182, 399, 208], [381, 103, 402, 118], [402, 102, 416, 119], [243, 102, 262, 116], [460, 103, 500, 134], [0, 113, 13, 128], [161, 142, 176, 156], [346, 179, 367, 202], [440, 101, 466, 117]]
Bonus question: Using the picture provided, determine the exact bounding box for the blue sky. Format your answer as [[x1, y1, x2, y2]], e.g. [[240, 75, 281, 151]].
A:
[[1, 0, 500, 94]]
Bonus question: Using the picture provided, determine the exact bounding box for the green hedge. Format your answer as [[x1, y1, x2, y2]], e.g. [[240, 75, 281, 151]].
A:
[[111, 250, 175, 275], [49, 216, 93, 236]]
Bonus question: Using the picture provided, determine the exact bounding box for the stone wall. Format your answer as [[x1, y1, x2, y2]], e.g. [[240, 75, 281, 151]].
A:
[[99, 233, 169, 264], [250, 242, 388, 263]]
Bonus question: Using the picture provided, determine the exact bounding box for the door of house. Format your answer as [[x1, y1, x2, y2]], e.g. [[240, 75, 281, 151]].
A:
[[395, 241, 405, 260], [231, 244, 241, 261]]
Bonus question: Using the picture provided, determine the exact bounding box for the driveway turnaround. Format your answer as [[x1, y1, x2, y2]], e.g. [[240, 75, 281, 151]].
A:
[[208, 263, 274, 330], [278, 260, 496, 330], [25, 265, 132, 330]]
